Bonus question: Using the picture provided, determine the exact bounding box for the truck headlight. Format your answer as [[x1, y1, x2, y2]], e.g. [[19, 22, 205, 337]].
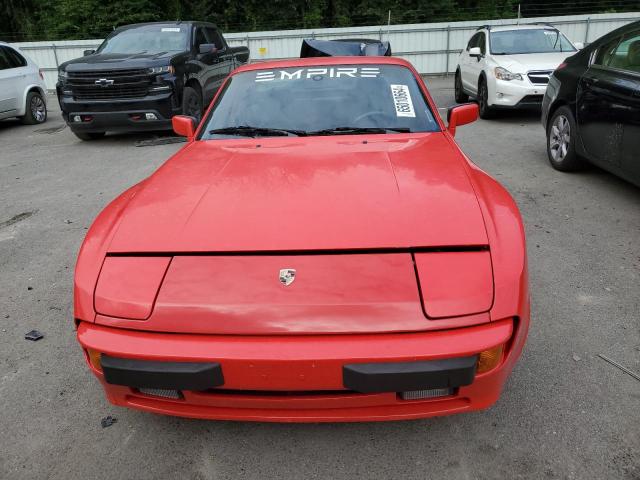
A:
[[58, 69, 67, 81], [148, 65, 175, 75], [494, 67, 522, 81]]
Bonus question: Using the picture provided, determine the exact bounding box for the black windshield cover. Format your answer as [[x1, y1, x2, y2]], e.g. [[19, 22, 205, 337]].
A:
[[300, 39, 392, 57], [200, 65, 439, 139]]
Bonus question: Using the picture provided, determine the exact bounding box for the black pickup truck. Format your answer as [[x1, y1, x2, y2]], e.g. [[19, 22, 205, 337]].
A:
[[56, 21, 249, 140]]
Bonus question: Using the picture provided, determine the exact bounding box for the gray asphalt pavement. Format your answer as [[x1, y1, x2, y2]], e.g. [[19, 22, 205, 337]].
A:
[[1, 77, 638, 480]]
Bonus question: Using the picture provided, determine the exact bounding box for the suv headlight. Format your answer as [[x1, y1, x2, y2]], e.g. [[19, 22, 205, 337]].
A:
[[494, 67, 522, 81], [148, 65, 175, 75]]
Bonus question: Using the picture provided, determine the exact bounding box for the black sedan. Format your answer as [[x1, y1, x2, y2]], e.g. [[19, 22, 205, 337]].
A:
[[542, 21, 640, 187]]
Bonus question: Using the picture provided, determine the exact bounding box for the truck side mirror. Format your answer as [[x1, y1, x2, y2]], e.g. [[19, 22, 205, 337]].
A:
[[172, 115, 196, 140], [199, 44, 218, 55], [83, 49, 95, 56], [236, 48, 250, 63], [447, 103, 479, 137]]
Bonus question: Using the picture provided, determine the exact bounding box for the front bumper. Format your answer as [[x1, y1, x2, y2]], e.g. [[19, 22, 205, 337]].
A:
[[56, 90, 179, 133], [77, 317, 527, 422], [488, 77, 548, 109]]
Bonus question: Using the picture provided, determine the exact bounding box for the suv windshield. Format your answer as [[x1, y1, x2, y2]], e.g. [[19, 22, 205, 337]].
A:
[[200, 65, 440, 139], [97, 25, 188, 54], [490, 29, 576, 55]]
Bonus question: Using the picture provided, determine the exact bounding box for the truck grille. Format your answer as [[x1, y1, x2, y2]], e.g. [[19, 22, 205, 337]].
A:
[[66, 69, 152, 99], [527, 70, 553, 85]]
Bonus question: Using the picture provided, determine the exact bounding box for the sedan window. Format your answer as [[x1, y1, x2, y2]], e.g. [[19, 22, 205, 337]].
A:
[[594, 37, 623, 67], [608, 32, 640, 73]]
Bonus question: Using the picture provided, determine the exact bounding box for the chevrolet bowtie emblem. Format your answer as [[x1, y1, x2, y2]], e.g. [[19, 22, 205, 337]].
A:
[[95, 78, 114, 87], [279, 268, 296, 286]]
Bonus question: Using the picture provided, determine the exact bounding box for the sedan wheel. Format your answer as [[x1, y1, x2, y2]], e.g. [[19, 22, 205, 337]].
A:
[[549, 114, 570, 162], [545, 105, 584, 172]]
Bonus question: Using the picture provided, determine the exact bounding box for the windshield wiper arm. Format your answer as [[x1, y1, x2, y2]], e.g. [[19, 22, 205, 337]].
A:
[[208, 126, 306, 137], [553, 31, 561, 52], [307, 126, 412, 136]]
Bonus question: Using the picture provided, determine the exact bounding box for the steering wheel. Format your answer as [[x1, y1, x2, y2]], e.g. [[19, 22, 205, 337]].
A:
[[352, 111, 388, 125]]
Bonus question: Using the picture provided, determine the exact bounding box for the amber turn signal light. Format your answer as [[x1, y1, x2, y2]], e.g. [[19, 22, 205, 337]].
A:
[[87, 348, 103, 372], [477, 344, 504, 374]]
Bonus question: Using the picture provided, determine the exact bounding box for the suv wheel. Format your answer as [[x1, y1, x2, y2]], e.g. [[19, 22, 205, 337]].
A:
[[477, 78, 495, 119], [182, 86, 203, 123], [546, 106, 584, 171], [454, 71, 469, 103], [20, 91, 47, 125], [73, 131, 106, 141]]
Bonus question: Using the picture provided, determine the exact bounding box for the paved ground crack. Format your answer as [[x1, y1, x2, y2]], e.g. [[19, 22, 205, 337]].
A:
[[0, 210, 37, 230]]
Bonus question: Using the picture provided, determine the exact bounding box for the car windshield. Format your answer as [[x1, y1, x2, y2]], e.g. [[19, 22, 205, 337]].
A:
[[490, 29, 576, 54], [200, 64, 440, 139], [97, 25, 188, 54]]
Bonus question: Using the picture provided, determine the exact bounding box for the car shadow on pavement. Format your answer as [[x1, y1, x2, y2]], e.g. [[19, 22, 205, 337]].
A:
[[0, 118, 28, 132], [68, 130, 187, 147]]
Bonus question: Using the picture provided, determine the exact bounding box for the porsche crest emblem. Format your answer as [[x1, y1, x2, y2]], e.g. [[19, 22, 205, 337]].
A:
[[279, 268, 296, 286]]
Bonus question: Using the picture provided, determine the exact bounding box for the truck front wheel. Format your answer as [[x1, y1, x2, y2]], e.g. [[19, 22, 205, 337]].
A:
[[182, 86, 203, 123]]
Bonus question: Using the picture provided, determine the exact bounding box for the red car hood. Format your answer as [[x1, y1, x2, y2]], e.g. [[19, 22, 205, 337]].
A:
[[108, 133, 488, 253]]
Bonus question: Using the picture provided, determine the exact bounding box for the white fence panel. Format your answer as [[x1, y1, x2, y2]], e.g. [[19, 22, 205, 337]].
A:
[[12, 11, 640, 90]]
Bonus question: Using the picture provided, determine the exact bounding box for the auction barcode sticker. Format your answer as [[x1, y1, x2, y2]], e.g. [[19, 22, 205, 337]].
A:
[[390, 84, 415, 118]]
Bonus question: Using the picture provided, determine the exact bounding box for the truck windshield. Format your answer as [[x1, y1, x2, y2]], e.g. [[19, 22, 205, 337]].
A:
[[490, 29, 576, 54], [200, 65, 440, 139], [97, 25, 188, 54]]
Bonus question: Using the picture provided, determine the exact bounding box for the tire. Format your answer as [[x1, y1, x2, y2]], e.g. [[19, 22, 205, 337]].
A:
[[546, 106, 584, 171], [454, 70, 469, 103], [182, 86, 203, 123], [20, 91, 47, 125], [477, 78, 495, 119], [73, 131, 106, 141]]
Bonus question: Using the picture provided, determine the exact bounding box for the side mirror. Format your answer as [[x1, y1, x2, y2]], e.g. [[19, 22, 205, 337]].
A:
[[199, 44, 218, 55], [447, 103, 479, 137], [469, 47, 482, 59], [83, 49, 95, 56], [172, 115, 196, 140], [236, 47, 250, 64], [573, 42, 584, 50]]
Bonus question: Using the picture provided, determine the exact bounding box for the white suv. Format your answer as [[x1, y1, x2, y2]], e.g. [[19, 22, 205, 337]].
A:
[[455, 25, 578, 118], [0, 42, 48, 124]]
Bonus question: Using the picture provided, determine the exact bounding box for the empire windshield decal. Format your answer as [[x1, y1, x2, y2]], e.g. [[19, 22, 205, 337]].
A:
[[255, 67, 380, 82]]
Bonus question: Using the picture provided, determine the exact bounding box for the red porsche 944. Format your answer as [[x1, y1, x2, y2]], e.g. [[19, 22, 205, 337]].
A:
[[75, 56, 529, 422]]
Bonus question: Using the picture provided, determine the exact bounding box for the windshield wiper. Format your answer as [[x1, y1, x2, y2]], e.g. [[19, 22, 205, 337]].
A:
[[553, 31, 562, 52], [307, 126, 411, 136], [208, 126, 306, 137]]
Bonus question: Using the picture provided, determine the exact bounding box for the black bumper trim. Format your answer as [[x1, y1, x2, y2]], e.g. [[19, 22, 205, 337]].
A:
[[101, 355, 224, 391], [65, 110, 173, 133], [343, 355, 478, 393]]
